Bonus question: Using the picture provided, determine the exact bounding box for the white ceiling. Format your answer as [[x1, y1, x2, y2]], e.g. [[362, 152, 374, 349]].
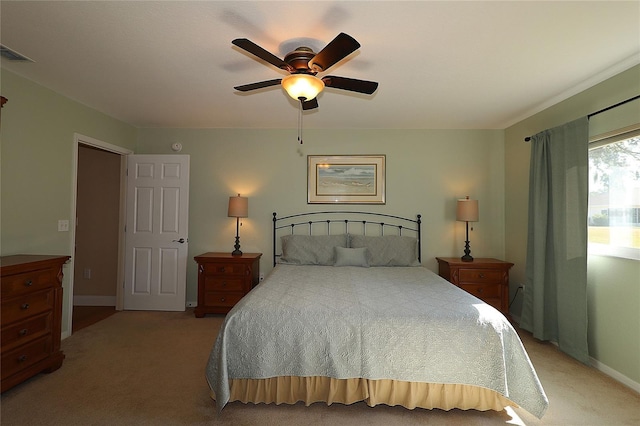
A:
[[1, 1, 638, 129]]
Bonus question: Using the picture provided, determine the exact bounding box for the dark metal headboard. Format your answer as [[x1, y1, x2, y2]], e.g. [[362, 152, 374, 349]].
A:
[[272, 211, 422, 266]]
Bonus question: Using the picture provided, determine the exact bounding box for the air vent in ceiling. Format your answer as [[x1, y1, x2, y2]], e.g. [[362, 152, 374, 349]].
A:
[[0, 45, 34, 62]]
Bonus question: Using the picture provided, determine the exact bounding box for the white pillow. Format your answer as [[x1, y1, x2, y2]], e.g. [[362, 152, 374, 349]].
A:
[[348, 234, 420, 266], [334, 247, 369, 267], [280, 234, 348, 265]]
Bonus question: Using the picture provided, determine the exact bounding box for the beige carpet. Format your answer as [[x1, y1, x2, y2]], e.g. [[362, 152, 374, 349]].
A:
[[1, 309, 638, 425]]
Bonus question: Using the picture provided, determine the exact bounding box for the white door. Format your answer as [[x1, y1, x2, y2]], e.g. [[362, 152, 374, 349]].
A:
[[124, 155, 190, 311]]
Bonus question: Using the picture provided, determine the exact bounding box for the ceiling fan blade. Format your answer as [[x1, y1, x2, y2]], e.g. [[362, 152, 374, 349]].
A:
[[301, 98, 319, 110], [322, 76, 378, 95], [232, 38, 294, 72], [309, 33, 360, 72], [234, 79, 282, 92]]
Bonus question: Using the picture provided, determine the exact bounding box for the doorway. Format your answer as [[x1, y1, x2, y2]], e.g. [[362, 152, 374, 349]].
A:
[[66, 134, 132, 336], [73, 145, 120, 330]]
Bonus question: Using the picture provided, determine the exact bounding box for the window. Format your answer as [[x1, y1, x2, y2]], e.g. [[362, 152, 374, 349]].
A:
[[588, 126, 640, 260]]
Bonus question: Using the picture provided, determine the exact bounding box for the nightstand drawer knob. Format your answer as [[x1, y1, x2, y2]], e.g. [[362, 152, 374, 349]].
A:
[[18, 355, 28, 363], [479, 274, 485, 279], [477, 288, 483, 293], [19, 329, 28, 336], [222, 281, 227, 287], [24, 280, 33, 287], [21, 303, 30, 310], [220, 297, 226, 302]]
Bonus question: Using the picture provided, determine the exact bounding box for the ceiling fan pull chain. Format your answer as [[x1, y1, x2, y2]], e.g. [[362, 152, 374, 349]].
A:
[[298, 99, 303, 144]]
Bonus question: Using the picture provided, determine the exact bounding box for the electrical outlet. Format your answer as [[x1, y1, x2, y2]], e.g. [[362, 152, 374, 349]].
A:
[[521, 284, 525, 293], [83, 268, 91, 279], [259, 273, 265, 282], [57, 220, 69, 232]]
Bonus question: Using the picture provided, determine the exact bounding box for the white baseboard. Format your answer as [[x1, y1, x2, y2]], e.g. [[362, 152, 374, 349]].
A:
[[73, 295, 116, 306], [590, 357, 640, 394]]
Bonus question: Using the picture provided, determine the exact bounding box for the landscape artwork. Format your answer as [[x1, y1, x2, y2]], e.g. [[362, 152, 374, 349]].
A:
[[308, 155, 385, 204]]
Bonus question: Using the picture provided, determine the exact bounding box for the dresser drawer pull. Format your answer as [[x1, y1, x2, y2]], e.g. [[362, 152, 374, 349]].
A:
[[222, 281, 227, 287], [478, 274, 486, 279], [21, 303, 30, 310], [18, 355, 28, 363], [477, 288, 483, 293], [220, 267, 225, 273], [24, 280, 33, 287], [19, 329, 28, 336], [220, 297, 226, 302]]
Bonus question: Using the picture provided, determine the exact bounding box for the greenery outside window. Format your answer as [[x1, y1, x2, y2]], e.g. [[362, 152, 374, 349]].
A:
[[588, 125, 640, 260]]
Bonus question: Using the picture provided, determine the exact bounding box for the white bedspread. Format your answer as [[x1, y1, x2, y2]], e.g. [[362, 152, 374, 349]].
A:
[[206, 265, 548, 418]]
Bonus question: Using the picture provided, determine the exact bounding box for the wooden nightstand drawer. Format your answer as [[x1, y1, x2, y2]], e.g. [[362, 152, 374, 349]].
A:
[[204, 292, 245, 308], [204, 277, 245, 292], [459, 269, 502, 284], [459, 283, 501, 299], [203, 262, 247, 276]]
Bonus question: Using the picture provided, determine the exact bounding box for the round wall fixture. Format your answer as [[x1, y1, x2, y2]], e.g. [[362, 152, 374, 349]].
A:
[[171, 142, 182, 152]]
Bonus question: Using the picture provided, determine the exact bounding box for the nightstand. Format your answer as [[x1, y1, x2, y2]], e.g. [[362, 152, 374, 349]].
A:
[[194, 252, 261, 317], [435, 257, 513, 316]]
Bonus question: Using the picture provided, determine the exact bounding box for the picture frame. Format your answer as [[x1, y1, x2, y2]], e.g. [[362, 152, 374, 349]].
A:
[[307, 155, 386, 204]]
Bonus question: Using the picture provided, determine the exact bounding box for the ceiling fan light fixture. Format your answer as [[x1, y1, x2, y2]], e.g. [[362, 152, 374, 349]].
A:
[[282, 74, 324, 101]]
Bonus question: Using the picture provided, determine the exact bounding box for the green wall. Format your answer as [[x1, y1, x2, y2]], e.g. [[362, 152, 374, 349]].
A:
[[136, 128, 507, 305], [505, 65, 640, 387], [0, 69, 137, 333]]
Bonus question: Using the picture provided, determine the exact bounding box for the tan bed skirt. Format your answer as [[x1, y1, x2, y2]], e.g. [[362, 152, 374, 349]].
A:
[[214, 377, 518, 412]]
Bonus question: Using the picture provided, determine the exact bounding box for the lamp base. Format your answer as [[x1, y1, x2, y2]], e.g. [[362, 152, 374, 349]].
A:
[[461, 237, 473, 262], [232, 235, 242, 256]]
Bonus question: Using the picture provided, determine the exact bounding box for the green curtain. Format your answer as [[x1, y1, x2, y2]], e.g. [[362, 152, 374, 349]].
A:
[[521, 117, 590, 364]]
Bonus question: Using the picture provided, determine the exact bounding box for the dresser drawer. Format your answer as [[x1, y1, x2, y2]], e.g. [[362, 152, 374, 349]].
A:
[[202, 263, 246, 276], [1, 336, 52, 380], [1, 269, 54, 298], [459, 269, 502, 284], [459, 283, 501, 299], [1, 289, 54, 325], [204, 292, 245, 308], [1, 312, 51, 351], [204, 277, 245, 292]]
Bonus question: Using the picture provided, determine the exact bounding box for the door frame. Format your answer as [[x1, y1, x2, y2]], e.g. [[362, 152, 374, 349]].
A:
[[66, 133, 132, 338]]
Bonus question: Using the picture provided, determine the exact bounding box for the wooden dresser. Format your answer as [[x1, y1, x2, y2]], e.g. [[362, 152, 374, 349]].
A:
[[435, 257, 513, 316], [1, 255, 70, 392], [194, 252, 261, 317]]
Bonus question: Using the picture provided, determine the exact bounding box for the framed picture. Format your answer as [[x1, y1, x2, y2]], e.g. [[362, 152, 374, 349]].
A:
[[307, 155, 386, 204]]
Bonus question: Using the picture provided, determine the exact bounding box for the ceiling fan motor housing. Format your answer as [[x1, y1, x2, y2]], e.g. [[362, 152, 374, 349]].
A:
[[284, 47, 317, 74]]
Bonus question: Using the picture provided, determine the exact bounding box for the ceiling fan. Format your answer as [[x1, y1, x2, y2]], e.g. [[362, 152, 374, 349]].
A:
[[232, 33, 378, 110]]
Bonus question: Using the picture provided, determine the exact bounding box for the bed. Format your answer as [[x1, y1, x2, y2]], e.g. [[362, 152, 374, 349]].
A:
[[205, 211, 548, 419]]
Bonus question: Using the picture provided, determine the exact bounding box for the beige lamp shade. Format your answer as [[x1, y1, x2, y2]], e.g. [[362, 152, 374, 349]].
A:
[[281, 74, 325, 101], [456, 197, 478, 222], [228, 194, 248, 218]]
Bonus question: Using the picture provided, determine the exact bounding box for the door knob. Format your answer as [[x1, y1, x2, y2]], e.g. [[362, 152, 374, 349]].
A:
[[172, 238, 187, 243]]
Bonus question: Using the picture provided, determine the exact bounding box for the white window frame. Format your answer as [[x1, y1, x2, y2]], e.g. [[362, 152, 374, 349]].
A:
[[588, 124, 640, 261]]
